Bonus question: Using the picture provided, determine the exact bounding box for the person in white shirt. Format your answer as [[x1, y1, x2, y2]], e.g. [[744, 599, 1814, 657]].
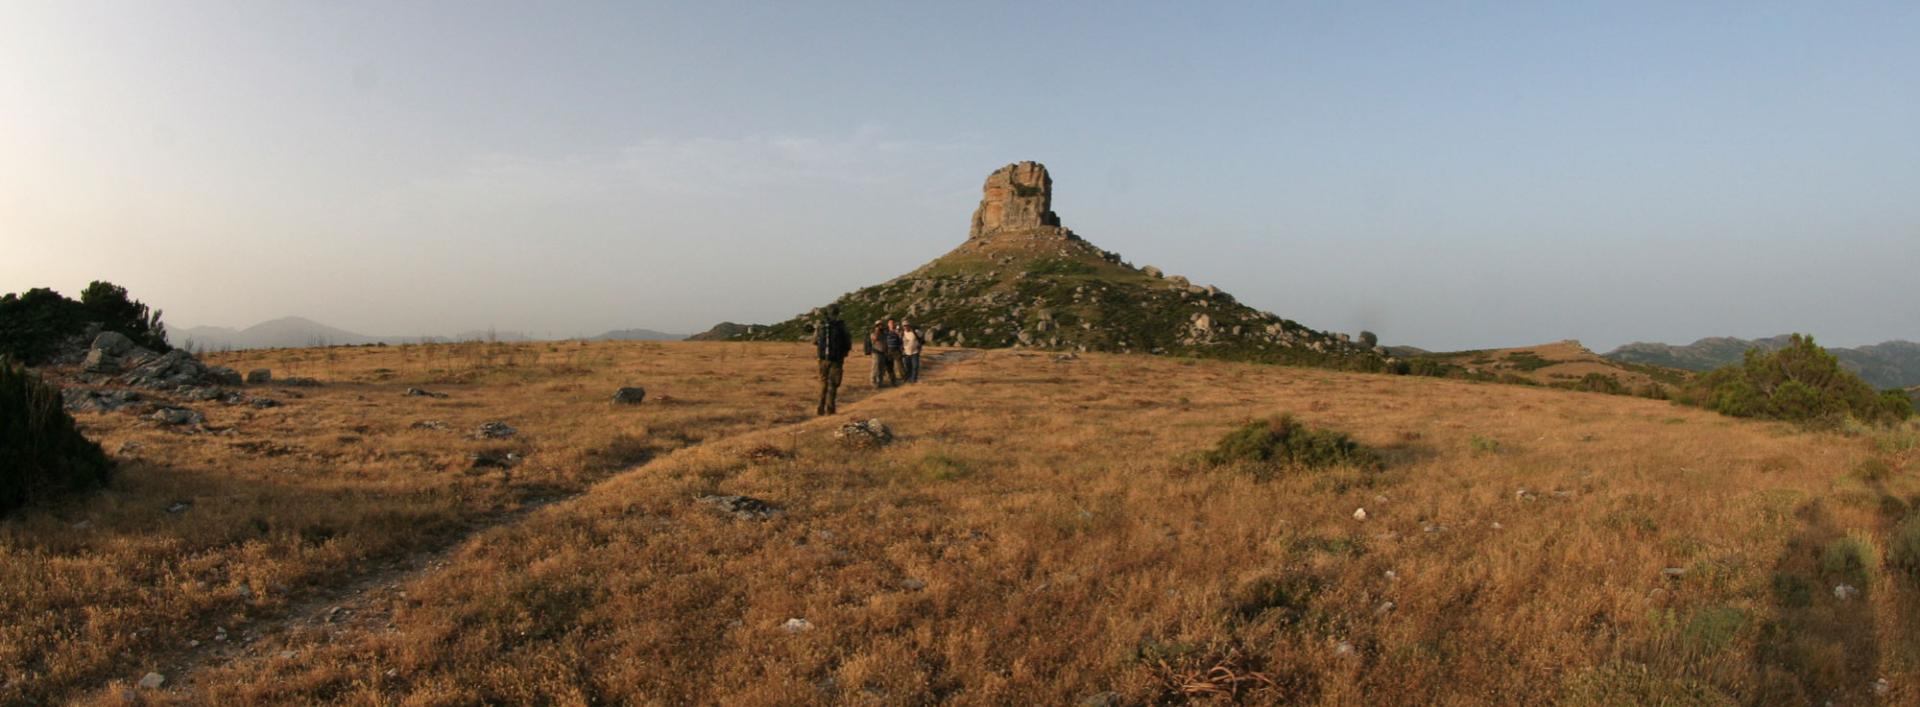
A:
[[901, 320, 924, 383]]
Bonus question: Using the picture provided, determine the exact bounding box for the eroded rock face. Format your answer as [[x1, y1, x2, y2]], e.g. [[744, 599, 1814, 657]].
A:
[[969, 161, 1062, 239]]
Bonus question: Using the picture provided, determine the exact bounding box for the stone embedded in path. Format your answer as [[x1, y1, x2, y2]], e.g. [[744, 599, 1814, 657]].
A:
[[697, 494, 782, 521], [834, 419, 893, 449], [475, 421, 516, 439]]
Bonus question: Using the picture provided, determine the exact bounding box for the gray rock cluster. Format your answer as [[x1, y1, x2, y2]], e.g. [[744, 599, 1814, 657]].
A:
[[833, 419, 893, 449]]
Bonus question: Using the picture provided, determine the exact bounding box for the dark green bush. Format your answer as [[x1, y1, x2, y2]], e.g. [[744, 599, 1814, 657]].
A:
[[1, 358, 114, 516], [78, 281, 170, 352], [0, 281, 170, 364], [1204, 415, 1378, 478], [1674, 334, 1911, 426]]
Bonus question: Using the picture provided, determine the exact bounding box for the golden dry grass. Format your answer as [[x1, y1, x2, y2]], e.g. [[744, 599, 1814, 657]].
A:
[[1422, 340, 1675, 389], [8, 341, 1919, 704]]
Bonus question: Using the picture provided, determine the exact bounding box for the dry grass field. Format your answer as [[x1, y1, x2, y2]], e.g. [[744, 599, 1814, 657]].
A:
[[8, 341, 1919, 705], [1407, 340, 1681, 391]]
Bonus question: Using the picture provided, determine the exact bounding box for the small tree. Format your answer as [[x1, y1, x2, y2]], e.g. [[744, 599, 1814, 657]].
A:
[[1358, 331, 1378, 349], [1, 358, 114, 516], [1677, 334, 1911, 426], [79, 281, 170, 352]]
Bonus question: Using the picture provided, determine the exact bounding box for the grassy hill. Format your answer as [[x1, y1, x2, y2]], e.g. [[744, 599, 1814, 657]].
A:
[[10, 340, 1918, 704], [1402, 340, 1691, 394], [731, 162, 1382, 371]]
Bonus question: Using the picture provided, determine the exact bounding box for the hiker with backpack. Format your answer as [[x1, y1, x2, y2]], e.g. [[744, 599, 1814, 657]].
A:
[[812, 306, 852, 415]]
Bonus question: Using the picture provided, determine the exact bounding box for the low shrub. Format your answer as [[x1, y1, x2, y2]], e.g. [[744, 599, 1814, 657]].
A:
[[1674, 334, 1910, 427], [1, 358, 114, 516], [1819, 531, 1881, 587], [1887, 514, 1920, 580], [1203, 415, 1377, 478]]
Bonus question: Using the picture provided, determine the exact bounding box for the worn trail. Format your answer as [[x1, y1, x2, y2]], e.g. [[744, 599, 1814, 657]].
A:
[[141, 348, 984, 697]]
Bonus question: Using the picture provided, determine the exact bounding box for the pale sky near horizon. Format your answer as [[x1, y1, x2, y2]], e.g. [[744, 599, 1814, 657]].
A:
[[3, 1, 1915, 351]]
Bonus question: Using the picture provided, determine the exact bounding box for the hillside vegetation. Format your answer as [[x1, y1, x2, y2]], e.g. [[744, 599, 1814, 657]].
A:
[[1608, 335, 1920, 390], [1395, 340, 1688, 395], [6, 342, 1917, 704], [1675, 334, 1913, 427]]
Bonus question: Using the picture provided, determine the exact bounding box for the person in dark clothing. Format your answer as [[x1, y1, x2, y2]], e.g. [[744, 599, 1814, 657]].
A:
[[813, 306, 852, 415], [883, 319, 905, 384]]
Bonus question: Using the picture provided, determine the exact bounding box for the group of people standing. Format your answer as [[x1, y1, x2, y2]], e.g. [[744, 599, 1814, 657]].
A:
[[810, 306, 924, 416], [864, 317, 923, 387]]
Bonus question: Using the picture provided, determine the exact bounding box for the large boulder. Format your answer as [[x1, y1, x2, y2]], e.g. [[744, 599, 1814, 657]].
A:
[[204, 366, 244, 387], [83, 348, 122, 374], [91, 331, 136, 356]]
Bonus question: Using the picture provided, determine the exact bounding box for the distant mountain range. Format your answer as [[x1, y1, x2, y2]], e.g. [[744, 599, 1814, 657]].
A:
[[1604, 336, 1920, 389], [171, 316, 684, 351]]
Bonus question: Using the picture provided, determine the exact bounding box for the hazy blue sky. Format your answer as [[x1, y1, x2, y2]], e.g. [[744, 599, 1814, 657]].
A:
[[3, 1, 1915, 350]]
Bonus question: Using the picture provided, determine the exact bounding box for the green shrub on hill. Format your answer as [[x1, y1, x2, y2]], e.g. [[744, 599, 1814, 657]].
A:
[[1, 358, 114, 516], [0, 281, 170, 363], [1204, 414, 1378, 479], [1675, 334, 1912, 426]]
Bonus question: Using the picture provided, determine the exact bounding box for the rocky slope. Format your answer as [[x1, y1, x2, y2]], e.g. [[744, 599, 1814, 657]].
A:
[[730, 161, 1382, 369], [1605, 336, 1920, 389]]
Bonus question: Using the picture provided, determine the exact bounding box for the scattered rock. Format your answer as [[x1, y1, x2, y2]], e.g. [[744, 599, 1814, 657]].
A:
[[833, 419, 893, 448], [1081, 691, 1124, 707], [1352, 508, 1368, 522], [410, 420, 450, 431], [901, 578, 927, 591], [249, 398, 281, 409], [246, 368, 272, 384], [1661, 567, 1687, 579], [1335, 640, 1356, 656], [1834, 584, 1860, 600], [93, 331, 136, 356], [697, 494, 782, 521], [176, 385, 223, 401], [137, 672, 165, 690], [468, 450, 522, 470], [1375, 601, 1396, 615], [404, 387, 447, 398], [165, 501, 192, 514], [1874, 678, 1890, 696], [83, 348, 122, 374], [280, 377, 321, 387], [475, 421, 517, 439], [203, 366, 244, 387], [782, 617, 813, 633], [613, 387, 647, 405], [1141, 266, 1163, 278], [62, 388, 142, 413], [151, 407, 205, 427]]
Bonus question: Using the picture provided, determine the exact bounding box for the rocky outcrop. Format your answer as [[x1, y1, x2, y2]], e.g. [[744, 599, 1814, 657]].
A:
[[727, 161, 1383, 371], [969, 161, 1064, 240]]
